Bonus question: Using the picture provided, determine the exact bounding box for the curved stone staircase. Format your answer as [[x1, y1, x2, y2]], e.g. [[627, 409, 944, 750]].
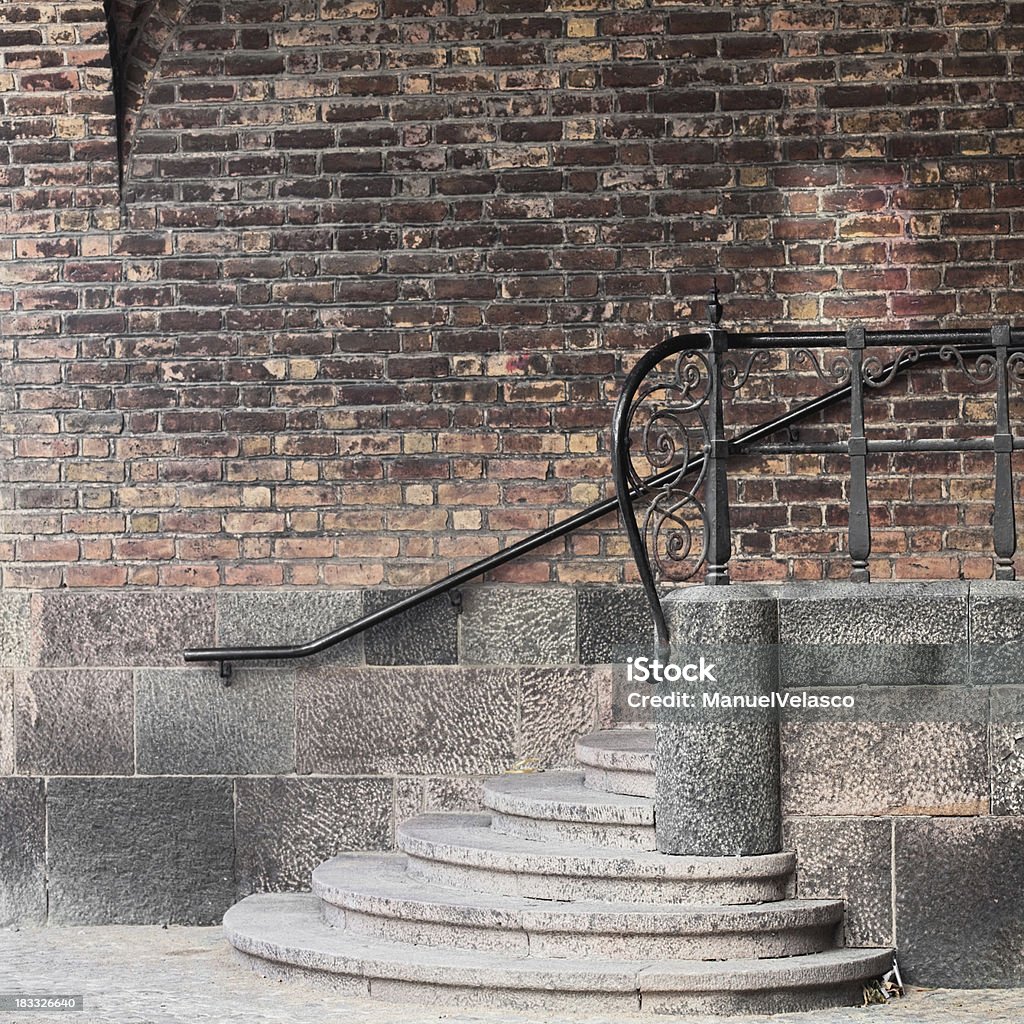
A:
[[225, 728, 893, 1015]]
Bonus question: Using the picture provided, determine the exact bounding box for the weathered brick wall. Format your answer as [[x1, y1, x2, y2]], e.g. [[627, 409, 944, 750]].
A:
[[3, 1, 1024, 589]]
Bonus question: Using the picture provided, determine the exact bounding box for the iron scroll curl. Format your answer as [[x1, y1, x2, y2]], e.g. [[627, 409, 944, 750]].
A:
[[612, 334, 715, 656]]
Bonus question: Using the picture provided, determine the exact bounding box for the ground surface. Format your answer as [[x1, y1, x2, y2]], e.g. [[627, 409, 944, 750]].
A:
[[2, 925, 1023, 1024]]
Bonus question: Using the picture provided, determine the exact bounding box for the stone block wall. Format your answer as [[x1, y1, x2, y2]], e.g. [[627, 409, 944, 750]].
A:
[[3, 579, 1024, 987], [2, 2, 1024, 590], [708, 581, 1024, 988], [0, 583, 632, 926]]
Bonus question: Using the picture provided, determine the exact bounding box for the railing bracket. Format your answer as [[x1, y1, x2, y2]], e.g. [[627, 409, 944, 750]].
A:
[[449, 589, 463, 613], [219, 661, 233, 685]]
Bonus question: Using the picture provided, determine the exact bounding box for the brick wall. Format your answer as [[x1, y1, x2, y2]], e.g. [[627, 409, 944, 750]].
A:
[[3, 1, 1024, 590]]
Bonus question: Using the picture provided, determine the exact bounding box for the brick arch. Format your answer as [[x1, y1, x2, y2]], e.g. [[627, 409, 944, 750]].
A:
[[117, 0, 192, 167]]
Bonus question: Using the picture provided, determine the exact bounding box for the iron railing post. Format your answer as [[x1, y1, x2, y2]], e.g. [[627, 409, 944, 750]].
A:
[[992, 323, 1016, 580], [847, 325, 871, 582], [704, 327, 731, 585]]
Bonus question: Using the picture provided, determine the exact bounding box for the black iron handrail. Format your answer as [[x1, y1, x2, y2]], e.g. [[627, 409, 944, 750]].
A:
[[183, 399, 817, 680], [611, 298, 1024, 655], [186, 309, 1024, 678], [185, 335, 933, 678]]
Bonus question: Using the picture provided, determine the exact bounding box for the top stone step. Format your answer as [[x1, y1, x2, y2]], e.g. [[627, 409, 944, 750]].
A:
[[575, 729, 654, 798]]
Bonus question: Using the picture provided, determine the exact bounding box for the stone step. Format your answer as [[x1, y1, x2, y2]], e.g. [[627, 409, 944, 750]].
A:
[[575, 728, 655, 797], [226, 892, 894, 1015], [312, 852, 843, 960], [481, 770, 656, 850], [397, 813, 794, 904]]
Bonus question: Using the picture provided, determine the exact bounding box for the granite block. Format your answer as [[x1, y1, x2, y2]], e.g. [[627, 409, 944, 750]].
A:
[[296, 666, 517, 775], [783, 816, 893, 947], [520, 666, 601, 768], [663, 583, 779, 644], [37, 591, 214, 667], [577, 586, 655, 664], [135, 668, 294, 775], [460, 586, 576, 665], [395, 777, 424, 824], [970, 581, 1024, 685], [604, 663, 656, 728], [423, 776, 486, 813], [0, 672, 12, 775], [990, 685, 1024, 815], [0, 777, 46, 926], [0, 592, 31, 668], [235, 777, 392, 894], [658, 587, 781, 857], [15, 670, 133, 776], [895, 817, 1024, 985], [362, 588, 458, 666], [47, 777, 235, 925], [777, 581, 968, 687], [781, 686, 989, 816], [216, 590, 362, 666]]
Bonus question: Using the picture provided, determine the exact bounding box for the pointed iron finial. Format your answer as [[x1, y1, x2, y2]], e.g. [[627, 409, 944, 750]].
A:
[[708, 278, 723, 326]]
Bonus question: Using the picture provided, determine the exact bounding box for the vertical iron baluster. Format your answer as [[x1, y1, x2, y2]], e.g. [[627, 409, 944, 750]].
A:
[[704, 327, 731, 586], [847, 326, 871, 582], [992, 324, 1016, 580]]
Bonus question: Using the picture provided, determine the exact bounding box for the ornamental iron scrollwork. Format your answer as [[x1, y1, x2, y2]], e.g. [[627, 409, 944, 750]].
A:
[[721, 349, 771, 392], [793, 347, 853, 385], [1006, 351, 1024, 387], [939, 345, 998, 385], [863, 347, 919, 388], [621, 350, 711, 584]]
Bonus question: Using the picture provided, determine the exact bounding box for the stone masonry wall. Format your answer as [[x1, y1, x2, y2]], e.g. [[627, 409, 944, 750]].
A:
[[3, 580, 1024, 989], [2, 2, 1024, 589], [0, 584, 628, 927]]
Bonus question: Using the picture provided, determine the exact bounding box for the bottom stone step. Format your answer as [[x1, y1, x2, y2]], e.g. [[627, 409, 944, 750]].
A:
[[226, 893, 894, 1016]]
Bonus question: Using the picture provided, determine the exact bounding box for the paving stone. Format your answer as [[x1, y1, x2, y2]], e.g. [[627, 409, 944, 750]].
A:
[[135, 667, 294, 775], [577, 586, 655, 664], [14, 670, 133, 776], [4, 923, 1024, 1024], [0, 671, 13, 774], [0, 776, 45, 926], [777, 581, 968, 687], [36, 591, 214, 667], [991, 685, 1024, 815], [362, 589, 458, 666], [520, 667, 602, 768], [460, 586, 576, 665], [783, 816, 893, 947], [47, 777, 235, 925], [781, 686, 989, 816], [0, 591, 31, 668], [235, 777, 393, 895], [969, 581, 1024, 685], [296, 666, 517, 775], [216, 590, 362, 666], [895, 817, 1024, 986]]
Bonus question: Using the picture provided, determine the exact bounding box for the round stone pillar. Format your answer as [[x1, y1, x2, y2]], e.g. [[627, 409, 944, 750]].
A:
[[655, 586, 781, 856]]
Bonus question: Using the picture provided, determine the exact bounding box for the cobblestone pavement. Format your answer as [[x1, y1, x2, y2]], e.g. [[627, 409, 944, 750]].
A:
[[2, 926, 1023, 1024]]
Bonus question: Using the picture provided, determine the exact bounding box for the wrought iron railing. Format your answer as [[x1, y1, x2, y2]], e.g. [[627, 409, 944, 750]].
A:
[[185, 293, 1023, 677], [185, 361, 856, 678], [612, 291, 1024, 655]]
